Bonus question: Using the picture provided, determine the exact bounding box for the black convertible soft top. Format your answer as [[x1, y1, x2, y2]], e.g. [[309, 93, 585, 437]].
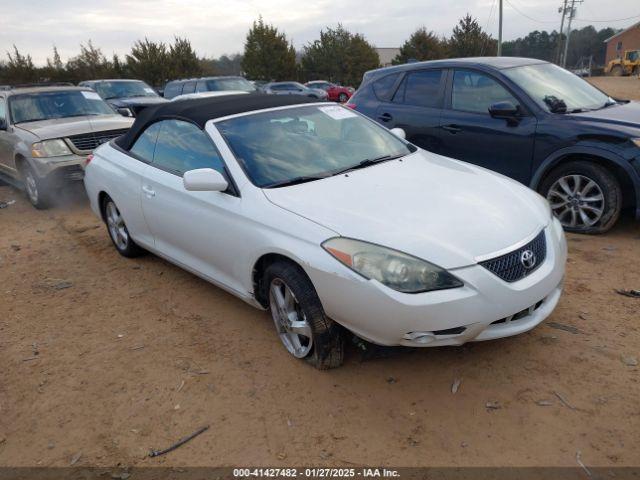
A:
[[116, 93, 319, 150]]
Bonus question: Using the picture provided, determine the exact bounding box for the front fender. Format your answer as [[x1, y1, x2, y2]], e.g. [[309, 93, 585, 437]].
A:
[[530, 145, 640, 219]]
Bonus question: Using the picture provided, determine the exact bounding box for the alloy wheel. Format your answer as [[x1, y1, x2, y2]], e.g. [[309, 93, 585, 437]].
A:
[[547, 174, 605, 229], [105, 201, 129, 250], [269, 278, 313, 358], [24, 169, 38, 205]]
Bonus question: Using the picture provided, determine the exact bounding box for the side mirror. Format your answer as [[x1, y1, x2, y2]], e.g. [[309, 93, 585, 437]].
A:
[[390, 127, 406, 140], [183, 168, 228, 192], [116, 107, 133, 117], [489, 101, 519, 118]]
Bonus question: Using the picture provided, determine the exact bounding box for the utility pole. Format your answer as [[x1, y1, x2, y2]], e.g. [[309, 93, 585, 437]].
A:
[[562, 0, 582, 68], [555, 0, 568, 64], [497, 0, 503, 56]]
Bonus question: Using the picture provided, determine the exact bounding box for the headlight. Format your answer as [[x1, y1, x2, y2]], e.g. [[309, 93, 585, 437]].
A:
[[322, 237, 463, 293], [31, 139, 72, 158], [631, 138, 640, 148]]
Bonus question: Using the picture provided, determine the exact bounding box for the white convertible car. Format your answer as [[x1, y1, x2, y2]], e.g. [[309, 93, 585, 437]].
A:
[[84, 94, 567, 369]]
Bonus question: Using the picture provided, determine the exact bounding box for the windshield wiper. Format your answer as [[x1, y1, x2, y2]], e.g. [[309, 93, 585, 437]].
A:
[[264, 175, 328, 188], [331, 153, 405, 176]]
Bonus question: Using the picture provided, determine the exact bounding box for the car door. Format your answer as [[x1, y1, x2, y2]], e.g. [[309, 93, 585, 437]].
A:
[[438, 68, 536, 184], [374, 69, 446, 153], [140, 119, 244, 292], [0, 97, 18, 175]]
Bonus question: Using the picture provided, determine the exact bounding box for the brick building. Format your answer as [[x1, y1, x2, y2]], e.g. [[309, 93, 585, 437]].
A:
[[604, 21, 640, 65]]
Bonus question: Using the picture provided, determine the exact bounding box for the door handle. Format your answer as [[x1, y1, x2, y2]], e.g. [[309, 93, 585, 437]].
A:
[[441, 124, 461, 133], [378, 112, 393, 122], [142, 185, 155, 197]]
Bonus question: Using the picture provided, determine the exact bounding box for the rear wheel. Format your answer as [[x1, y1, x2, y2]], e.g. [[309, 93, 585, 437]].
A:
[[102, 196, 145, 257], [338, 92, 349, 103], [264, 261, 344, 369], [22, 165, 51, 209], [539, 160, 621, 234]]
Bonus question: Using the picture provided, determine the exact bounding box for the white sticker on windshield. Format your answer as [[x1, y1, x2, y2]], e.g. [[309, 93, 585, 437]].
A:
[[81, 91, 102, 101], [144, 87, 155, 94], [319, 105, 357, 120]]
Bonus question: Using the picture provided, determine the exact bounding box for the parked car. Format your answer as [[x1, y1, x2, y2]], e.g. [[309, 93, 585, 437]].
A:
[[349, 57, 640, 233], [163, 76, 256, 99], [78, 79, 168, 117], [306, 80, 354, 103], [171, 90, 250, 102], [84, 94, 566, 369], [264, 82, 328, 100], [0, 86, 133, 208]]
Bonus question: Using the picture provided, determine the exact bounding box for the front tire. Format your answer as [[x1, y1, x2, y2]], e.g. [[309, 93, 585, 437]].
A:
[[264, 261, 344, 369], [22, 165, 51, 209], [539, 160, 621, 234], [338, 92, 349, 103], [610, 65, 624, 76], [102, 196, 145, 257]]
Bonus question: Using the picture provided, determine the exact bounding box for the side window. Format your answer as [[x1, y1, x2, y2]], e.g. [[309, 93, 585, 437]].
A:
[[195, 81, 207, 92], [130, 122, 161, 161], [372, 72, 400, 101], [182, 81, 196, 94], [0, 98, 6, 122], [393, 70, 443, 108], [163, 83, 182, 99], [152, 120, 225, 176], [452, 69, 518, 114]]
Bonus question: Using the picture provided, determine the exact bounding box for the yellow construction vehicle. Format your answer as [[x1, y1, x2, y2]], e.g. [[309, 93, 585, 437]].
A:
[[605, 50, 640, 76]]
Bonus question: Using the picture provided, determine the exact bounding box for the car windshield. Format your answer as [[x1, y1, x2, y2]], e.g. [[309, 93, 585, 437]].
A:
[[206, 78, 256, 92], [9, 90, 115, 123], [216, 104, 415, 188], [503, 63, 613, 112], [93, 81, 158, 100]]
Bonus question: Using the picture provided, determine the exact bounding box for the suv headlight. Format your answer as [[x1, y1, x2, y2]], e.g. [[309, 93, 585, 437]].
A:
[[31, 139, 72, 158], [322, 237, 463, 293]]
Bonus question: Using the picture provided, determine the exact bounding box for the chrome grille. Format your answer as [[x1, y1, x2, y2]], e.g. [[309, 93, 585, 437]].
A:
[[66, 128, 129, 152], [479, 230, 546, 282]]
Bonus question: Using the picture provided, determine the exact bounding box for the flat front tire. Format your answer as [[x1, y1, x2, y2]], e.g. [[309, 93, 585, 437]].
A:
[[539, 160, 621, 234], [264, 261, 344, 369], [102, 196, 145, 257]]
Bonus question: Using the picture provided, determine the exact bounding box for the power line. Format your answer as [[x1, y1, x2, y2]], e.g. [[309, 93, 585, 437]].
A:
[[503, 0, 558, 24], [573, 13, 640, 22]]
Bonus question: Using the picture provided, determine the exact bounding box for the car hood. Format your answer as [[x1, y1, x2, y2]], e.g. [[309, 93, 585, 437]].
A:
[[108, 96, 168, 108], [263, 151, 550, 269], [569, 101, 640, 130], [14, 115, 134, 141]]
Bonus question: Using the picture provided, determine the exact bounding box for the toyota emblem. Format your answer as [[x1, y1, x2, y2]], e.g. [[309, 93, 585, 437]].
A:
[[520, 249, 536, 269]]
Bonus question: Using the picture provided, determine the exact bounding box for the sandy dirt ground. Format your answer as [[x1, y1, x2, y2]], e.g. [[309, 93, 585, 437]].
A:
[[0, 76, 639, 469], [589, 76, 640, 101]]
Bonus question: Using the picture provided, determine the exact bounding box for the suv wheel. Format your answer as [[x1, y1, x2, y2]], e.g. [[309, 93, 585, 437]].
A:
[[539, 161, 621, 234], [22, 165, 51, 209], [264, 261, 344, 369], [102, 196, 145, 257]]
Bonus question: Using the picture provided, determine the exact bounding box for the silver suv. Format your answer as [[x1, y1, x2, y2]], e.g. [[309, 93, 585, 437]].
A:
[[0, 86, 133, 208]]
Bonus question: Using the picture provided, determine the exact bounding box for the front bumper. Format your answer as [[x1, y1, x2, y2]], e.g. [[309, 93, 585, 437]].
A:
[[30, 154, 86, 179], [307, 218, 567, 347]]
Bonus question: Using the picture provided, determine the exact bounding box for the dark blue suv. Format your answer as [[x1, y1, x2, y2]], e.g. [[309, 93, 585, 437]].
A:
[[349, 57, 640, 233]]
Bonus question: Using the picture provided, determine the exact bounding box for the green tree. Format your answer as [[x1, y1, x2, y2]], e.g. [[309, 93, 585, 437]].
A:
[[393, 28, 446, 64], [242, 17, 296, 81], [201, 53, 243, 76], [65, 40, 112, 82], [44, 46, 66, 82], [1, 45, 38, 84], [448, 14, 496, 57], [126, 38, 170, 87], [169, 36, 202, 79], [301, 25, 379, 86], [111, 53, 126, 77]]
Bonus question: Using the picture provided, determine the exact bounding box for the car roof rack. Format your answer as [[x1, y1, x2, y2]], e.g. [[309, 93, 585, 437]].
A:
[[9, 82, 75, 88]]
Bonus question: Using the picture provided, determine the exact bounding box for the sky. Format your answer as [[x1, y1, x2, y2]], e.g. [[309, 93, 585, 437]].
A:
[[1, 0, 639, 65]]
